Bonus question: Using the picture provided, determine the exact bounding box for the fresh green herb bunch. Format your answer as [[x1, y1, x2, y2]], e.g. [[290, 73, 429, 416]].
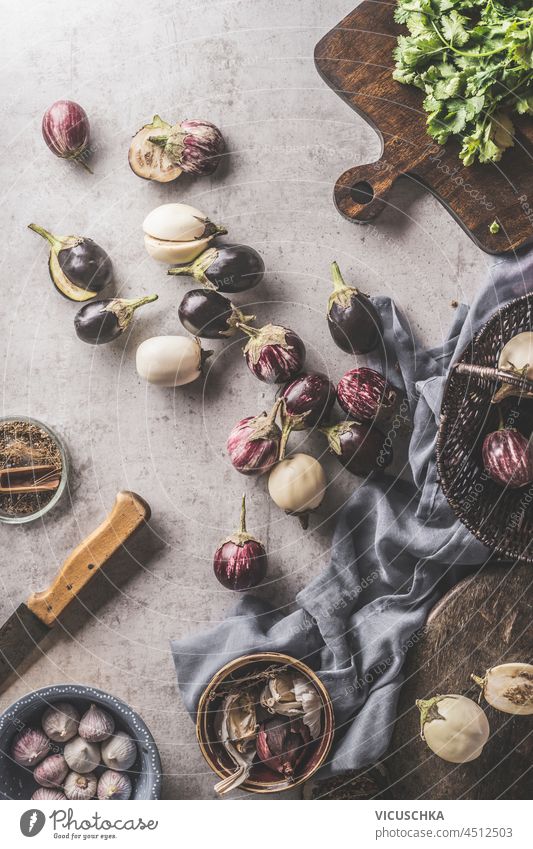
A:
[[393, 0, 533, 165]]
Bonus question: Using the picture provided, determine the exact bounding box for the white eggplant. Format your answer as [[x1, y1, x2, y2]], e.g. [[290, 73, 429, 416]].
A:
[[143, 203, 227, 264], [472, 662, 533, 715], [416, 694, 490, 764], [136, 335, 211, 387], [268, 453, 326, 529]]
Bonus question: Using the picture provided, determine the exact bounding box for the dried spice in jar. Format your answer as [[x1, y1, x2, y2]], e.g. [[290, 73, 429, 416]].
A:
[[0, 418, 65, 521]]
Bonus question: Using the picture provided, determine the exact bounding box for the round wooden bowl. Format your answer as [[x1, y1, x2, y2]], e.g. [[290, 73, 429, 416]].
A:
[[196, 652, 334, 794], [437, 293, 533, 563]]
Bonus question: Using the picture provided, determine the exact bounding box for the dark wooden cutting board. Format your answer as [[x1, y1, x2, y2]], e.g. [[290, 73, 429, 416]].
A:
[[314, 1, 533, 255], [386, 563, 532, 799]]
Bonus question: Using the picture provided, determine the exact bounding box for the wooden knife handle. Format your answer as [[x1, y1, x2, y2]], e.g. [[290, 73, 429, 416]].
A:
[[27, 491, 151, 627]]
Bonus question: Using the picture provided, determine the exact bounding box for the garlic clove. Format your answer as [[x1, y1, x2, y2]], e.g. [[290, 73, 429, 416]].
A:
[[417, 694, 490, 763], [97, 769, 132, 800], [42, 702, 79, 742], [11, 727, 50, 767], [472, 662, 533, 715], [101, 731, 137, 772], [34, 753, 69, 788], [32, 788, 67, 801], [63, 736, 101, 773], [64, 771, 97, 801], [78, 703, 115, 743]]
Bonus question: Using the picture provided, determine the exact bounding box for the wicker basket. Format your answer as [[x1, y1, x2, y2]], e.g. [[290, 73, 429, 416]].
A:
[[437, 293, 533, 564]]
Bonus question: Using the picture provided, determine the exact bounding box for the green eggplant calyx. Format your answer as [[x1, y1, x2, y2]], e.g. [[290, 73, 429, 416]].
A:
[[28, 223, 79, 254], [167, 247, 218, 288], [328, 260, 365, 312], [415, 696, 447, 741], [225, 308, 256, 336], [106, 294, 158, 330], [200, 345, 214, 371], [193, 216, 227, 240]]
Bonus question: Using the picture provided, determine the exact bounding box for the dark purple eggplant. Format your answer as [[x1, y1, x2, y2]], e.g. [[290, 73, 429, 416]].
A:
[[29, 223, 113, 301], [327, 261, 382, 354], [178, 289, 255, 339], [74, 294, 157, 345], [168, 244, 264, 293], [321, 421, 392, 475], [482, 426, 533, 488]]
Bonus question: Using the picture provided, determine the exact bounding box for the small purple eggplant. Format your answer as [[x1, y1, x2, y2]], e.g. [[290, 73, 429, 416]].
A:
[[327, 261, 382, 354], [178, 289, 254, 339], [482, 427, 533, 488], [213, 495, 267, 591], [278, 372, 336, 457], [321, 420, 392, 476], [74, 294, 157, 345], [168, 244, 264, 293], [226, 400, 282, 476], [239, 322, 306, 384]]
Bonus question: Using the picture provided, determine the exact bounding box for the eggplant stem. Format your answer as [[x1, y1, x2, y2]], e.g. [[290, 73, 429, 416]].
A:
[[278, 416, 292, 461], [497, 407, 505, 430], [168, 264, 193, 277], [331, 260, 358, 295], [74, 156, 94, 174], [123, 294, 158, 311], [148, 135, 168, 147], [28, 223, 62, 252], [296, 512, 309, 530], [235, 322, 259, 338], [266, 397, 283, 428], [471, 673, 485, 689], [240, 493, 247, 534]]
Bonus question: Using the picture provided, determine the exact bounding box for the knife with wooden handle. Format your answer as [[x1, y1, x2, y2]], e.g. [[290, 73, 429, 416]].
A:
[[0, 491, 150, 689]]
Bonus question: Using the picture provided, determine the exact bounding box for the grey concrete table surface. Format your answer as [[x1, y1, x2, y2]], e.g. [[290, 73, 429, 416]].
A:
[[0, 0, 494, 799]]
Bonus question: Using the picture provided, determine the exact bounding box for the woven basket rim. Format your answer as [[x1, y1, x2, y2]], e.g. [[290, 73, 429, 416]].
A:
[[436, 291, 533, 565]]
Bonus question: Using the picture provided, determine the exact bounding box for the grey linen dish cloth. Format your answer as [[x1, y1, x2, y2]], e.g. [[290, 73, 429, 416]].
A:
[[171, 250, 533, 775]]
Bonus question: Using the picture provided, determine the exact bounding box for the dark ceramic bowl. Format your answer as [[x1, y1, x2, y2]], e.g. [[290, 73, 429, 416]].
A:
[[0, 685, 162, 800], [197, 652, 334, 794]]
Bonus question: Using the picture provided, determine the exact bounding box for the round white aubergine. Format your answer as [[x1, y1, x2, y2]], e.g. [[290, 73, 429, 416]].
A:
[[136, 335, 208, 387], [472, 662, 533, 715], [268, 453, 326, 514], [143, 203, 225, 264], [417, 694, 490, 763]]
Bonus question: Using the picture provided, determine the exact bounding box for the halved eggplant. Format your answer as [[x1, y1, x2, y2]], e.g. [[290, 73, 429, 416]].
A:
[[128, 115, 182, 182], [29, 223, 113, 302]]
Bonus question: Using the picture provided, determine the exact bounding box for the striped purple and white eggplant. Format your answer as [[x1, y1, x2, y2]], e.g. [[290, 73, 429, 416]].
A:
[[213, 495, 267, 591], [42, 100, 91, 172], [239, 322, 306, 384], [321, 420, 392, 476], [278, 372, 336, 457], [147, 118, 225, 176], [336, 367, 398, 424], [226, 400, 282, 476], [482, 427, 533, 488]]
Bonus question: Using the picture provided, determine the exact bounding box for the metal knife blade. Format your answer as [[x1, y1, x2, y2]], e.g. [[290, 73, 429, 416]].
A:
[[0, 604, 51, 688]]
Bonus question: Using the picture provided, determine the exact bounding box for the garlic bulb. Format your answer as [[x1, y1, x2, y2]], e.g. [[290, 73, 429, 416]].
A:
[[268, 453, 326, 528], [136, 335, 211, 387], [11, 728, 50, 767], [97, 769, 132, 800], [214, 696, 257, 795], [34, 754, 68, 787], [472, 662, 533, 715], [42, 702, 79, 742], [79, 703, 115, 742], [101, 731, 137, 771], [32, 788, 67, 801], [143, 203, 226, 264], [219, 692, 258, 753], [64, 736, 100, 773], [494, 332, 533, 402], [64, 771, 97, 801], [417, 694, 490, 763], [261, 672, 322, 739]]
